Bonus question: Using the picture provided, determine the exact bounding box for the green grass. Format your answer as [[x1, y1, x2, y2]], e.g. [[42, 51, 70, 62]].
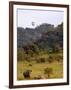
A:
[[17, 53, 63, 80]]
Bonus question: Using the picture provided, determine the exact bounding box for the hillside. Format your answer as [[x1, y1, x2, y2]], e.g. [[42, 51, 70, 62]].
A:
[[17, 23, 63, 53], [17, 23, 63, 80]]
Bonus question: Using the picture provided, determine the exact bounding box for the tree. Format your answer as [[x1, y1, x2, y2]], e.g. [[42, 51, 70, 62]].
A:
[[52, 43, 61, 53], [17, 48, 28, 61]]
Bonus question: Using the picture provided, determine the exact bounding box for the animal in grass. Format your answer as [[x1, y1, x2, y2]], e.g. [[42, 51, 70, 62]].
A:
[[23, 70, 32, 79]]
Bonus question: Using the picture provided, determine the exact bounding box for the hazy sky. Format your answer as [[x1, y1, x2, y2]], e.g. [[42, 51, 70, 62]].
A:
[[17, 9, 64, 28]]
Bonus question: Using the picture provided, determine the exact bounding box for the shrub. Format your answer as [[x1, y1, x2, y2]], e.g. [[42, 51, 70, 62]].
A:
[[17, 48, 25, 61], [36, 57, 45, 63], [40, 57, 45, 63], [54, 55, 63, 62], [28, 64, 32, 66], [44, 67, 53, 78], [47, 56, 53, 63]]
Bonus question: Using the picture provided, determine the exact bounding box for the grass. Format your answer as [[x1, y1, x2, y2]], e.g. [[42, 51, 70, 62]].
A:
[[17, 53, 63, 80]]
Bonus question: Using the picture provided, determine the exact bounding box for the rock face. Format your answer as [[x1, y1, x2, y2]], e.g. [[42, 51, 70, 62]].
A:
[[17, 23, 63, 51]]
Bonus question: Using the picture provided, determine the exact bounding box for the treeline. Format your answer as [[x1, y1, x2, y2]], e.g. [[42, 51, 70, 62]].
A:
[[17, 22, 63, 61], [17, 23, 63, 52]]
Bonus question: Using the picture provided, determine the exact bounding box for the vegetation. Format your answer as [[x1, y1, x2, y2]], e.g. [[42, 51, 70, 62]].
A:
[[44, 67, 53, 78], [17, 22, 63, 80]]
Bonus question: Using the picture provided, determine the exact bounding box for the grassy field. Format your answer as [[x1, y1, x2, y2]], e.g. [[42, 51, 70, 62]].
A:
[[17, 53, 63, 80]]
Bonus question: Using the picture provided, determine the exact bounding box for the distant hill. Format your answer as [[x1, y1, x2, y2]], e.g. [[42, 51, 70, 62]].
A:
[[17, 23, 63, 52]]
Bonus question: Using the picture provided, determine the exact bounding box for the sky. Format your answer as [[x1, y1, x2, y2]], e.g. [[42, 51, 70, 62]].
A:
[[17, 9, 64, 28]]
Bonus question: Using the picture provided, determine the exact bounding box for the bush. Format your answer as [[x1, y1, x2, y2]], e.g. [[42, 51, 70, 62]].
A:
[[17, 48, 25, 61], [44, 67, 53, 78], [40, 57, 45, 63], [36, 57, 45, 63], [54, 55, 63, 62], [28, 64, 32, 66], [47, 56, 53, 63], [17, 48, 32, 61]]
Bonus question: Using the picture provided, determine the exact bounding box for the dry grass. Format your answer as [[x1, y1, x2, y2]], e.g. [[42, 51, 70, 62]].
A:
[[17, 53, 63, 80]]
